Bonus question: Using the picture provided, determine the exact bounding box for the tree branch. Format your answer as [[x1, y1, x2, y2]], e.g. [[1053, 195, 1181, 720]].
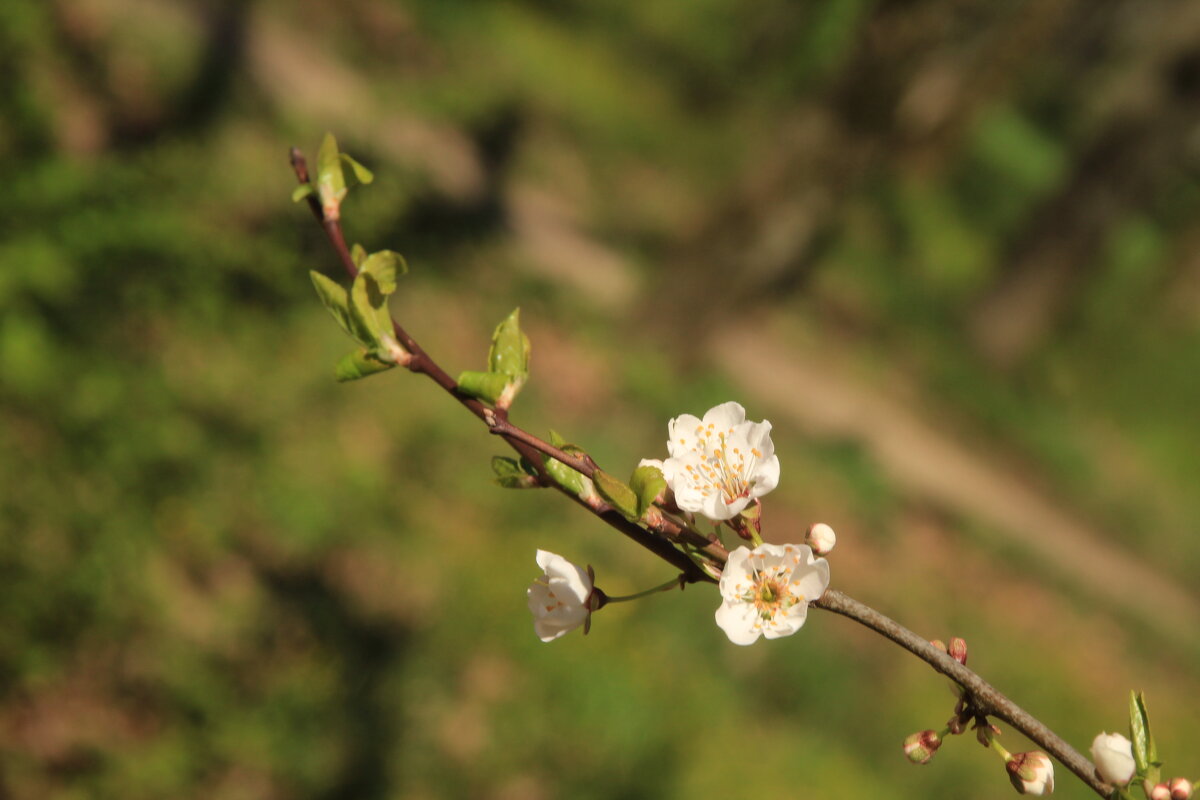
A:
[[814, 589, 1109, 797]]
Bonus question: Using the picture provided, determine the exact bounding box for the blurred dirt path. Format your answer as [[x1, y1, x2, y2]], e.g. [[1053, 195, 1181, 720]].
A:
[[713, 324, 1200, 642]]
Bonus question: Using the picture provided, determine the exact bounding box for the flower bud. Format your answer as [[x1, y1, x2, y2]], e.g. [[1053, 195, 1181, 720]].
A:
[[805, 522, 837, 555], [903, 730, 942, 765], [1170, 778, 1194, 800], [930, 639, 947, 653], [1007, 751, 1055, 795], [1150, 783, 1172, 800], [1089, 732, 1135, 786], [948, 637, 968, 665]]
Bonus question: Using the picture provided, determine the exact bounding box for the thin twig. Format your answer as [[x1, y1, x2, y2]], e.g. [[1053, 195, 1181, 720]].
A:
[[814, 589, 1109, 797], [290, 146, 712, 585]]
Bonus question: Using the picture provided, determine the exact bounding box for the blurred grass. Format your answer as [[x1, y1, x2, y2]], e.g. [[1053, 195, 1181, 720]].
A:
[[2, 0, 1200, 798]]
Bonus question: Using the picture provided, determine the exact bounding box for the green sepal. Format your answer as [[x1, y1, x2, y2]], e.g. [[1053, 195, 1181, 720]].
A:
[[316, 132, 347, 215], [340, 153, 375, 185], [488, 308, 530, 380], [594, 470, 639, 519], [629, 464, 666, 518], [456, 370, 511, 404], [349, 271, 394, 347], [292, 184, 315, 203], [542, 430, 590, 497], [359, 249, 406, 294], [310, 271, 355, 337], [334, 350, 395, 382], [491, 456, 540, 489], [1129, 691, 1160, 773], [350, 243, 367, 269]]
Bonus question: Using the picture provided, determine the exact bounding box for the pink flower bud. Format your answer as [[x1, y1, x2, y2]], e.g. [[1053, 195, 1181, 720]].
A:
[[804, 522, 837, 555], [1007, 751, 1055, 795], [1151, 783, 1172, 800], [903, 730, 942, 765], [948, 637, 968, 665], [1170, 778, 1194, 800]]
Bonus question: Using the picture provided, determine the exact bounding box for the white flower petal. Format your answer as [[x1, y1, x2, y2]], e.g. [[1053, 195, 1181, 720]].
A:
[[715, 601, 762, 645], [528, 550, 593, 642], [702, 401, 747, 429]]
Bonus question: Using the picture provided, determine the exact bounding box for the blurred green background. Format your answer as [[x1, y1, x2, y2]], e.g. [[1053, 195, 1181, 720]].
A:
[[3, 0, 1200, 797]]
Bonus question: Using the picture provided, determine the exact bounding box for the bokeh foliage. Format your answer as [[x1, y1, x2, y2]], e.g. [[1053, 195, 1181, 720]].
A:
[[2, 0, 1199, 798]]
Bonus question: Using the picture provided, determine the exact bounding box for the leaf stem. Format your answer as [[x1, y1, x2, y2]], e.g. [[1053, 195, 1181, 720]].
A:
[[604, 577, 685, 604]]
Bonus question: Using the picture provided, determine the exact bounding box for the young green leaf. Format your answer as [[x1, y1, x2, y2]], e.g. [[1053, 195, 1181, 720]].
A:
[[541, 431, 591, 497], [456, 370, 511, 404], [310, 271, 355, 337], [316, 133, 347, 217], [334, 350, 395, 382], [350, 243, 367, 268], [488, 308, 530, 379], [349, 271, 394, 346], [630, 464, 666, 518], [340, 153, 375, 185], [1129, 690, 1160, 773], [593, 470, 639, 520], [359, 249, 407, 294], [491, 456, 540, 489], [291, 184, 315, 203]]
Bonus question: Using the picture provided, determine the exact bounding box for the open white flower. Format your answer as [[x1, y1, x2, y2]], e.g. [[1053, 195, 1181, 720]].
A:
[[715, 543, 829, 645], [661, 402, 779, 521], [527, 550, 592, 642], [1090, 732, 1135, 786]]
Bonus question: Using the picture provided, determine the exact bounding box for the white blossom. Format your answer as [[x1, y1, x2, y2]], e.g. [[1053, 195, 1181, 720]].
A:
[[661, 402, 779, 521], [526, 550, 592, 642], [1090, 732, 1135, 786], [714, 543, 829, 645]]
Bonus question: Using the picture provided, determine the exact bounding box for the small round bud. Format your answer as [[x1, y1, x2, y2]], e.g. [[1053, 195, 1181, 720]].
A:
[[1170, 778, 1194, 800], [1007, 751, 1055, 795], [1150, 783, 1172, 800], [1089, 732, 1135, 786], [948, 637, 968, 665], [930, 639, 947, 653], [903, 730, 942, 765], [804, 522, 837, 555]]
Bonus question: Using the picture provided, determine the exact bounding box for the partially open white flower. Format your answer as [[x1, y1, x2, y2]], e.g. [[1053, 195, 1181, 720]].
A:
[[715, 543, 829, 645], [527, 550, 592, 642], [1090, 732, 1135, 786], [1008, 751, 1055, 795], [661, 402, 780, 521]]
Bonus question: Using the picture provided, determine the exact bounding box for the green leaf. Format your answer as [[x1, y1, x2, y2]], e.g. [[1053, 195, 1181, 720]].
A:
[[630, 464, 666, 518], [456, 370, 511, 404], [488, 308, 530, 379], [594, 470, 639, 519], [491, 456, 540, 489], [291, 184, 315, 203], [334, 350, 395, 382], [310, 271, 354, 337], [316, 133, 347, 215], [1129, 691, 1159, 773], [542, 431, 590, 497], [359, 249, 406, 295], [350, 243, 367, 268], [349, 271, 393, 346], [340, 153, 375, 185]]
